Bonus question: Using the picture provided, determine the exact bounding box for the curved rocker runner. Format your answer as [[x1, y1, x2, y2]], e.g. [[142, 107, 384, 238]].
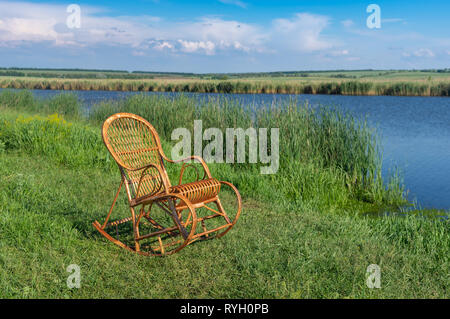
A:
[[93, 113, 242, 256]]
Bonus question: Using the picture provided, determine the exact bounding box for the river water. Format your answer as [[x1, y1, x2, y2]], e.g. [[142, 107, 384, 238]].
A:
[[3, 89, 449, 211]]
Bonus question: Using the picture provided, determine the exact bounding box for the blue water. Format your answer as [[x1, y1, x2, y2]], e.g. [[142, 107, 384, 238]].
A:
[[3, 89, 450, 211]]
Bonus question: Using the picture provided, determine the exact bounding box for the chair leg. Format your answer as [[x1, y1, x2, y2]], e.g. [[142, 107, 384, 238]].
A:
[[168, 198, 189, 239], [215, 197, 232, 224], [130, 206, 140, 252], [92, 180, 138, 254], [133, 194, 198, 256], [213, 181, 242, 238], [101, 180, 124, 229], [95, 179, 241, 255]]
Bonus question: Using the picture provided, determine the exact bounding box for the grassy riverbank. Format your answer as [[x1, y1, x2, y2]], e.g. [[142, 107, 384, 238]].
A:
[[0, 90, 405, 210], [0, 91, 448, 298]]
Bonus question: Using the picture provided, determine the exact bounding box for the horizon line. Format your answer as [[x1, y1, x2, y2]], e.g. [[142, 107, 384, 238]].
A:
[[1, 67, 449, 75]]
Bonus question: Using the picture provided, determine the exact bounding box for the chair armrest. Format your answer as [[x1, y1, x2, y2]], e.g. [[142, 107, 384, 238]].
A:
[[126, 163, 170, 200], [165, 155, 213, 185]]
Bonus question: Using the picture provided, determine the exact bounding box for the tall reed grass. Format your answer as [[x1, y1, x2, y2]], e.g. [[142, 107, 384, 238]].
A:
[[0, 89, 80, 118], [0, 91, 406, 211], [1, 77, 449, 96]]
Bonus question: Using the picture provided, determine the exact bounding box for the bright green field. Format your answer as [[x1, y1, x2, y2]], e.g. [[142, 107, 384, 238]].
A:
[[0, 91, 448, 298]]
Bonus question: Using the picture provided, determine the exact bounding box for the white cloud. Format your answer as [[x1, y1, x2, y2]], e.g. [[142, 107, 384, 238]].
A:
[[272, 13, 332, 52], [178, 40, 215, 55], [413, 48, 435, 57], [154, 41, 174, 50], [2, 17, 58, 41], [402, 48, 435, 58], [0, 1, 150, 47], [0, 2, 66, 45], [0, 1, 268, 55], [176, 18, 266, 53], [0, 1, 338, 57]]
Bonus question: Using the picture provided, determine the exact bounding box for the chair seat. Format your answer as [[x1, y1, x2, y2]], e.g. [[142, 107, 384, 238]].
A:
[[171, 178, 221, 204]]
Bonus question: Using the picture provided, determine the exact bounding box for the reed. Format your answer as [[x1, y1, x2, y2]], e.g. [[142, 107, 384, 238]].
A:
[[0, 90, 80, 118], [1, 76, 449, 96], [0, 91, 406, 211]]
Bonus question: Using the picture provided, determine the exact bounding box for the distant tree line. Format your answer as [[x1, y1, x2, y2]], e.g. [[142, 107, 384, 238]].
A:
[[0, 67, 449, 81]]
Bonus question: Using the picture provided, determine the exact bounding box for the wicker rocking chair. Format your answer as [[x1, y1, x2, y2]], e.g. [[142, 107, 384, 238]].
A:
[[93, 113, 242, 256]]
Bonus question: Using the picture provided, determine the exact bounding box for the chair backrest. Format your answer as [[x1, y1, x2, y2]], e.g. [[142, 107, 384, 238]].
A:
[[102, 113, 169, 199]]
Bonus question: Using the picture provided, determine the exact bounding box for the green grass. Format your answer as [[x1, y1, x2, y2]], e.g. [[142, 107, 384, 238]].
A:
[[0, 90, 406, 211], [0, 152, 448, 298], [0, 91, 448, 298]]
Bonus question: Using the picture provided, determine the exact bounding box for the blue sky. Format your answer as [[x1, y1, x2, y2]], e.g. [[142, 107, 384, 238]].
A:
[[0, 0, 449, 72]]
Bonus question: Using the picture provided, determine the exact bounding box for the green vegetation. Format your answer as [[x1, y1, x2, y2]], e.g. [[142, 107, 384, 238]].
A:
[[1, 68, 450, 96], [1, 67, 450, 80], [0, 90, 405, 210], [0, 90, 448, 298]]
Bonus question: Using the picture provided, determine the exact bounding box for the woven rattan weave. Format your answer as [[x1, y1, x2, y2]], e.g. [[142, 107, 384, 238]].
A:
[[93, 113, 242, 256]]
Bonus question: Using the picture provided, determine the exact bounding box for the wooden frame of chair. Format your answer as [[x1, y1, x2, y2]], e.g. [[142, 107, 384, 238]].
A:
[[92, 113, 242, 256]]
